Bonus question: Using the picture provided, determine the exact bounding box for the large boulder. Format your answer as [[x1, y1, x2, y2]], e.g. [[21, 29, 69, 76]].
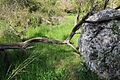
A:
[[78, 8, 120, 79]]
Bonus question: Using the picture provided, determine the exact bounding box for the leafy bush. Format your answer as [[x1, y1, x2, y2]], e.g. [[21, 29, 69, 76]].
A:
[[0, 0, 68, 40], [0, 0, 65, 25]]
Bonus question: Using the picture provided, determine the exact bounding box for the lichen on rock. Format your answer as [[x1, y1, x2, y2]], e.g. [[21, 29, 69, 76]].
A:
[[78, 8, 120, 79]]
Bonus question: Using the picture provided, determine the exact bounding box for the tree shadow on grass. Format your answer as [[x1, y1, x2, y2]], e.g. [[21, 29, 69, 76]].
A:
[[0, 49, 29, 80], [0, 36, 100, 80], [0, 41, 101, 80], [8, 42, 100, 80]]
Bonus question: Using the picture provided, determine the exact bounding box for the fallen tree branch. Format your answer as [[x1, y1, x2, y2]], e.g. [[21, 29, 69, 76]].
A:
[[0, 43, 23, 49], [0, 37, 63, 49], [0, 37, 79, 53], [66, 5, 97, 41]]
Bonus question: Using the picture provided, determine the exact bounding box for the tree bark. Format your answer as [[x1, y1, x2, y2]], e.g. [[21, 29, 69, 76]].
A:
[[0, 37, 78, 52], [0, 37, 64, 49]]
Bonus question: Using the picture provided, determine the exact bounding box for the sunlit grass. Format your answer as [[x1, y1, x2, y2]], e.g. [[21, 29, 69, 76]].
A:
[[0, 15, 100, 80]]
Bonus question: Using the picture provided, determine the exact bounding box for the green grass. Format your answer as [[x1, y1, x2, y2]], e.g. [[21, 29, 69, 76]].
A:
[[0, 15, 100, 80]]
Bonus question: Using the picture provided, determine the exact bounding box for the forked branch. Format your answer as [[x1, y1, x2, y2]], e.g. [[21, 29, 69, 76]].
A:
[[0, 37, 78, 53]]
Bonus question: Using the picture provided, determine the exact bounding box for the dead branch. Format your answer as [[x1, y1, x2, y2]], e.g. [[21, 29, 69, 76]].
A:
[[0, 37, 64, 49], [0, 43, 23, 49], [103, 0, 109, 9], [0, 37, 79, 53], [66, 5, 97, 41]]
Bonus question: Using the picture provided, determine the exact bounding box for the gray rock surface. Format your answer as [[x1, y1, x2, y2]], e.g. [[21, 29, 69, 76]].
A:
[[78, 8, 120, 80]]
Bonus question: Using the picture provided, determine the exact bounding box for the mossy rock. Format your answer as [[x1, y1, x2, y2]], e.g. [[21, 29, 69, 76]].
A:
[[78, 8, 120, 80]]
